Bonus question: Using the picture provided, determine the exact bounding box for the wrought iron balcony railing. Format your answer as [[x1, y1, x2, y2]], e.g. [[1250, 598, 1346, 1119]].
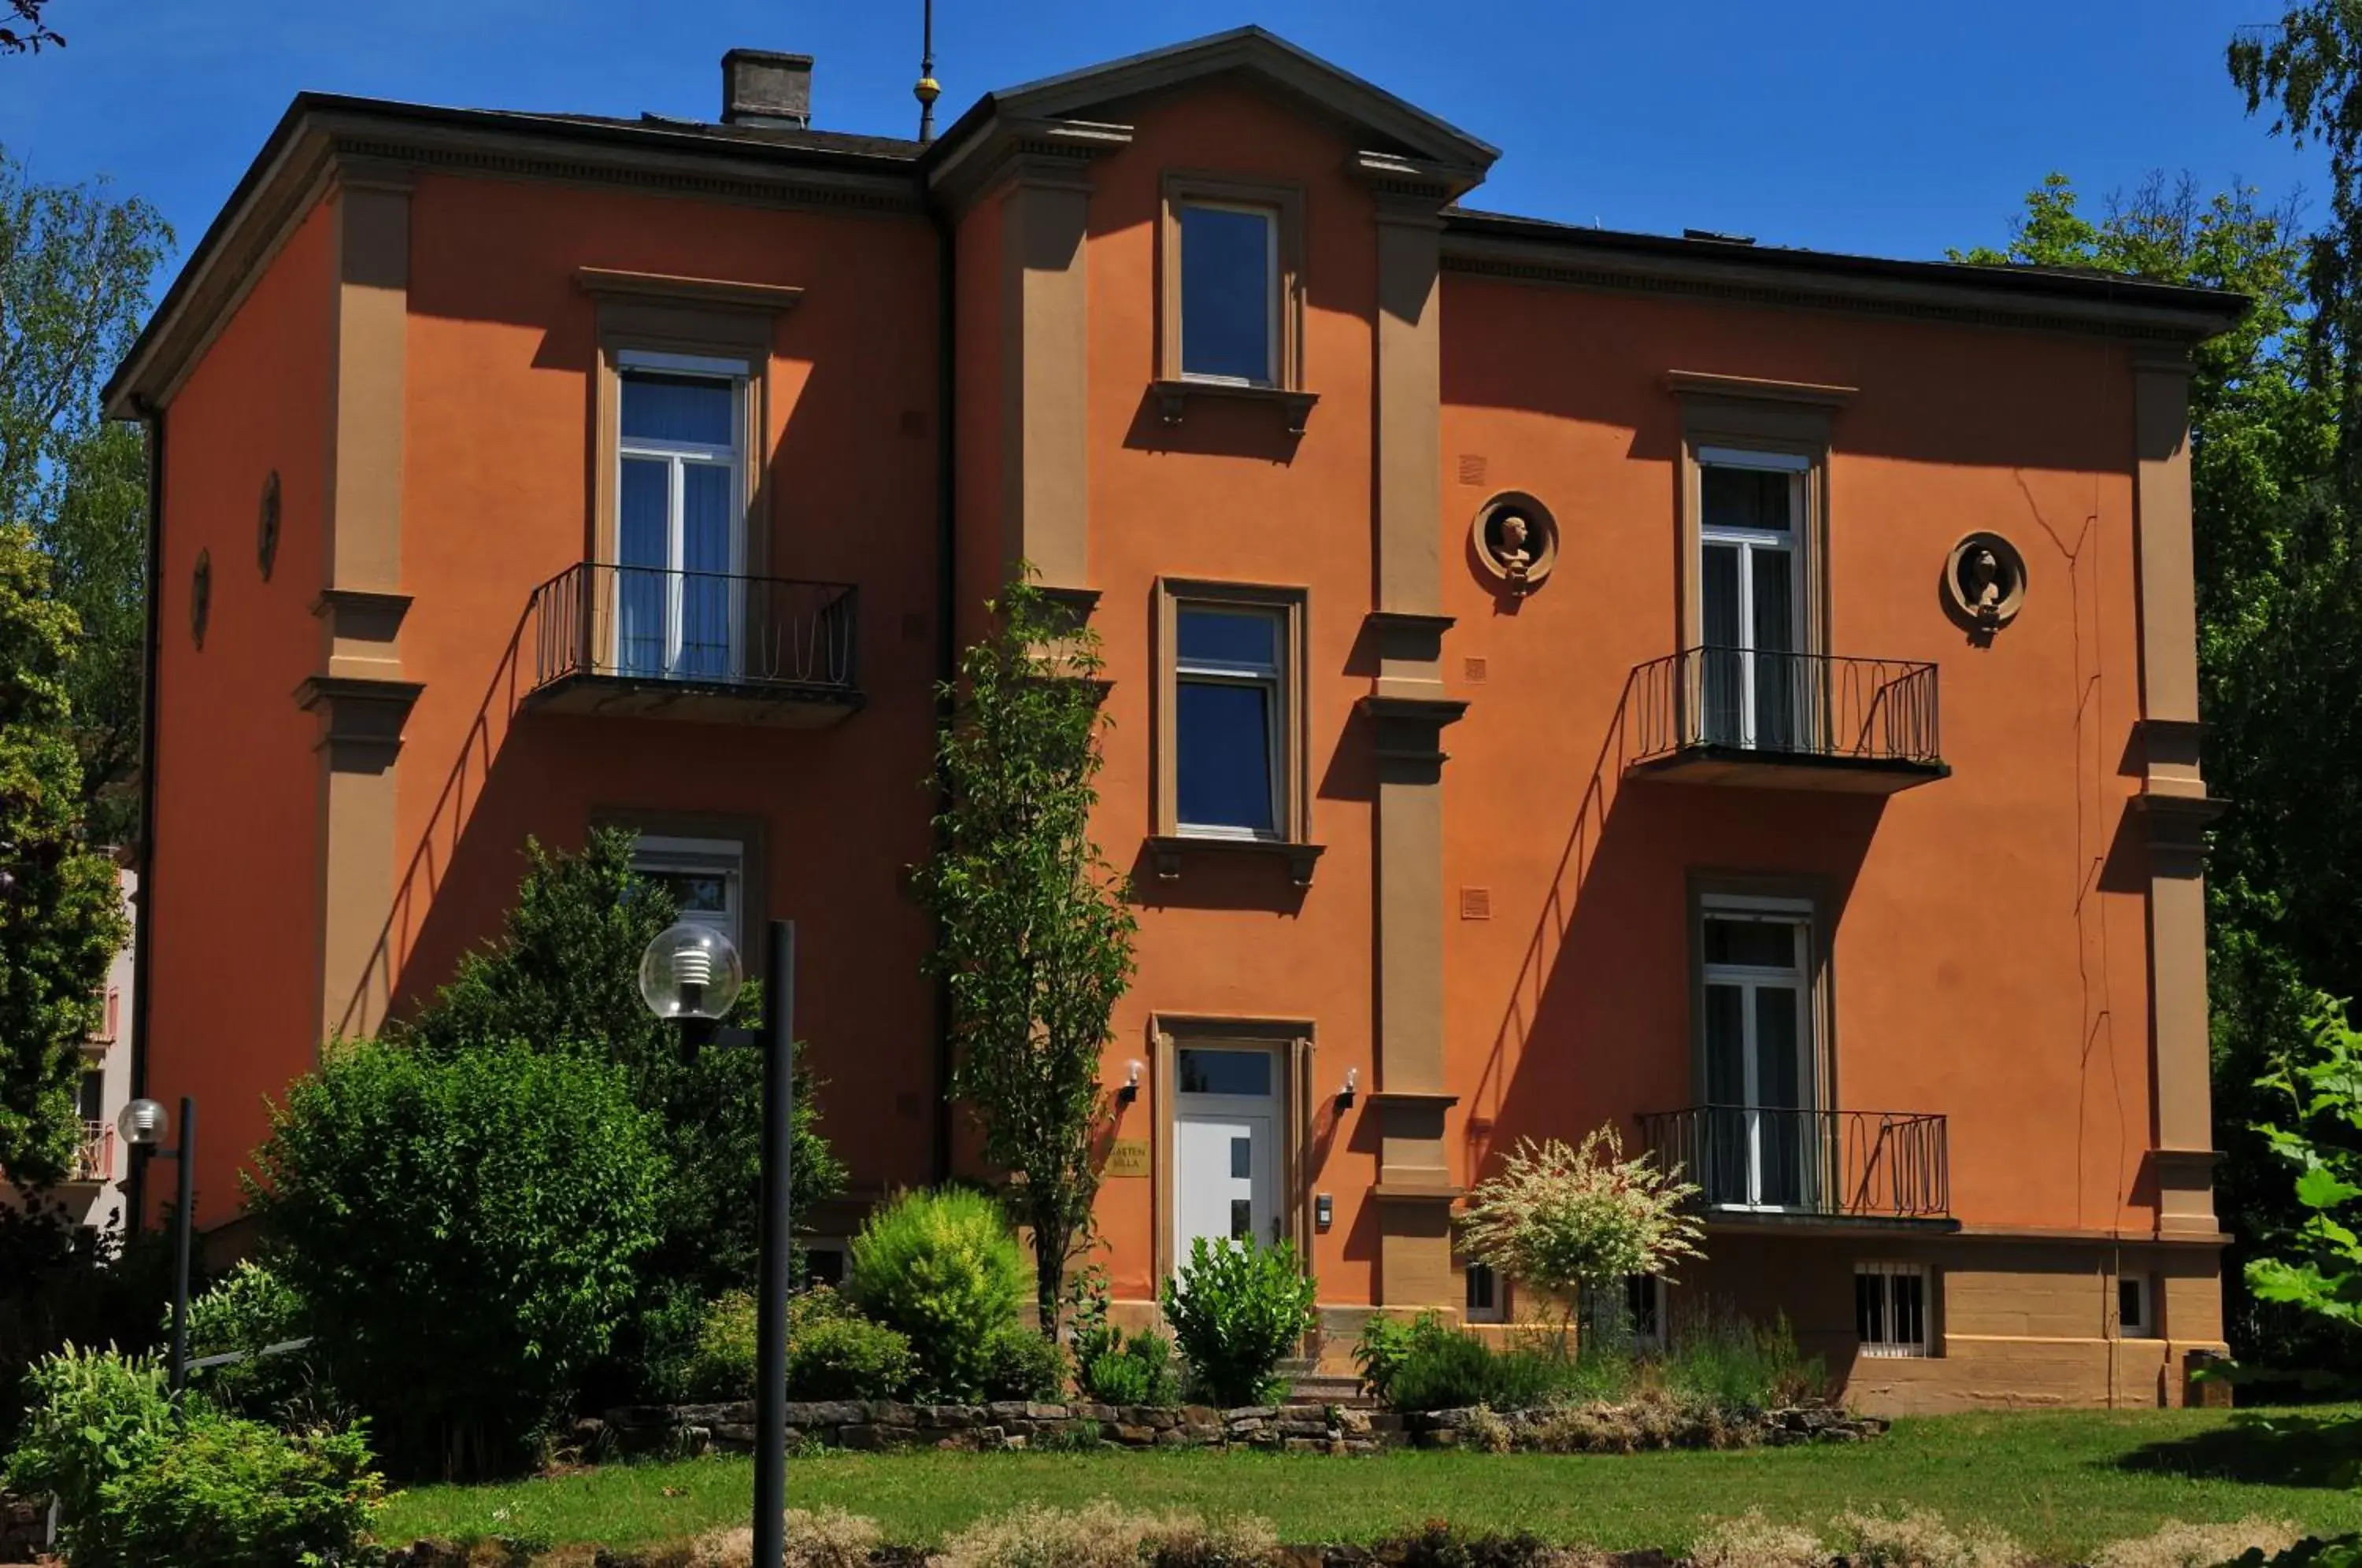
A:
[[525, 564, 861, 718], [1638, 1105, 1951, 1222], [72, 1120, 113, 1184], [1629, 648, 1944, 784]]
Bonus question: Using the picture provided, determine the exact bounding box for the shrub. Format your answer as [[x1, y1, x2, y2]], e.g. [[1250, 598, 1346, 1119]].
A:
[[1069, 1265, 1180, 1406], [983, 1322, 1068, 1400], [247, 1039, 667, 1478], [935, 1500, 1279, 1568], [1458, 1126, 1705, 1352], [0, 1342, 172, 1538], [1351, 1311, 1434, 1405], [1662, 1313, 1826, 1411], [92, 1413, 383, 1568], [2093, 1519, 2305, 1568], [848, 1187, 1025, 1400], [0, 1196, 173, 1451], [2, 1343, 382, 1568], [1382, 1328, 1574, 1414], [183, 1259, 321, 1422], [1836, 1508, 2023, 1568], [1689, 1510, 1827, 1568], [1159, 1237, 1317, 1407], [790, 1287, 917, 1401]]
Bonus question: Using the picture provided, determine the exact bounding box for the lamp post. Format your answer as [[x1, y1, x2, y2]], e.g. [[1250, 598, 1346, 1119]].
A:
[[639, 919, 794, 1568], [118, 1095, 195, 1394]]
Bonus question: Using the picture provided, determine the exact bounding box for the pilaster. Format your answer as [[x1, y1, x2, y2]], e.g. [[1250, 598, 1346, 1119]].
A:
[[308, 166, 416, 1045], [2131, 350, 2225, 1237]]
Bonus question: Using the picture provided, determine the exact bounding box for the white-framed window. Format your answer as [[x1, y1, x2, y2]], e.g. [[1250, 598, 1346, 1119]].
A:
[[1178, 201, 1279, 386], [2118, 1274, 2153, 1337], [1464, 1262, 1505, 1324], [1175, 605, 1287, 839], [615, 349, 747, 682], [1857, 1262, 1931, 1358], [1697, 446, 1811, 752], [1698, 895, 1816, 1211], [632, 834, 745, 949]]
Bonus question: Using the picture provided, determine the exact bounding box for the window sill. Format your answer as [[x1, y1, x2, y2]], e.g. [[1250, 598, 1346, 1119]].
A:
[[1153, 379, 1318, 437], [1147, 834, 1324, 887]]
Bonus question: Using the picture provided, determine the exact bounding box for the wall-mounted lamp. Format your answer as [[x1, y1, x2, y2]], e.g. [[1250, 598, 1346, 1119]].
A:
[[1118, 1060, 1143, 1104], [1335, 1067, 1358, 1109]]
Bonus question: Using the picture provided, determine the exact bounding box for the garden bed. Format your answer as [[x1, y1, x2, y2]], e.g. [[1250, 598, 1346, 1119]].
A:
[[591, 1397, 1883, 1458]]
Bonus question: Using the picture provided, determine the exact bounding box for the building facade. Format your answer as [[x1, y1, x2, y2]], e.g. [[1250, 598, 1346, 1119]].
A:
[[107, 30, 2242, 1412]]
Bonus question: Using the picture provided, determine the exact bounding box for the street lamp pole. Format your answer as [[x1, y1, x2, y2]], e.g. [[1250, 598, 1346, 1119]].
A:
[[118, 1094, 196, 1394], [752, 919, 794, 1568], [638, 915, 794, 1568]]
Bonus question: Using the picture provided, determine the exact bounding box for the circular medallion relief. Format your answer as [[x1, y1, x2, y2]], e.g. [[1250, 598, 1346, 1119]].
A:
[[257, 470, 281, 581], [1471, 492, 1559, 596], [1944, 532, 2027, 633], [191, 549, 213, 649]]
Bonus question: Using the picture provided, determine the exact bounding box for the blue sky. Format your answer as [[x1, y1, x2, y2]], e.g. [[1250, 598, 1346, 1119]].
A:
[[0, 1, 2326, 295]]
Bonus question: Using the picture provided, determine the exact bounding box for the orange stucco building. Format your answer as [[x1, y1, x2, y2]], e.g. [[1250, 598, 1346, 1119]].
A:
[[107, 30, 2242, 1413]]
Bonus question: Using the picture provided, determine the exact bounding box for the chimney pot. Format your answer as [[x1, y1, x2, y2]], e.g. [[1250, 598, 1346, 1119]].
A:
[[723, 48, 812, 129]]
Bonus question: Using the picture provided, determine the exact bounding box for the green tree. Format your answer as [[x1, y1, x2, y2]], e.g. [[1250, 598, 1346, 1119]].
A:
[[2245, 993, 2362, 1330], [1, 150, 171, 842], [0, 2, 62, 54], [1959, 168, 2360, 1372], [398, 827, 846, 1296], [916, 572, 1138, 1336], [0, 524, 128, 1185], [247, 1041, 665, 1478]]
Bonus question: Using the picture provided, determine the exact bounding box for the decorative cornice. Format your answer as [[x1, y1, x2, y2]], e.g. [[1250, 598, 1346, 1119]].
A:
[[1359, 693, 1469, 764], [1666, 369, 1857, 407], [1364, 610, 1457, 637], [294, 674, 424, 754], [924, 116, 1134, 212], [1370, 1183, 1466, 1203], [1350, 150, 1480, 212], [576, 267, 805, 313], [1364, 1089, 1459, 1108], [1442, 230, 2246, 345], [107, 105, 924, 415]]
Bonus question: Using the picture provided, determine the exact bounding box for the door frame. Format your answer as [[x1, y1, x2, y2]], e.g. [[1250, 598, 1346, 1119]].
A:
[[1695, 446, 1810, 749], [1686, 876, 1838, 1159], [1150, 1015, 1316, 1286], [611, 349, 750, 679], [1697, 898, 1815, 1209]]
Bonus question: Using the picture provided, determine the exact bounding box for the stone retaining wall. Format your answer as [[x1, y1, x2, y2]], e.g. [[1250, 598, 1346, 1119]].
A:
[[594, 1400, 1884, 1458]]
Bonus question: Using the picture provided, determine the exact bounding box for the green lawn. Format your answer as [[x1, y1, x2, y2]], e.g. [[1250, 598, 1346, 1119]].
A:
[[377, 1406, 2362, 1561]]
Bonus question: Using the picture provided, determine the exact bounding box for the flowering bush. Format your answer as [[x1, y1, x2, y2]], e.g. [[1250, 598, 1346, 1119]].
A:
[[1457, 1125, 1705, 1348]]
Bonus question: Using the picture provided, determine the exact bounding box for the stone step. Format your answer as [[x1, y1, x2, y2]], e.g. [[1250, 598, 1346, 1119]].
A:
[[1279, 1369, 1373, 1409]]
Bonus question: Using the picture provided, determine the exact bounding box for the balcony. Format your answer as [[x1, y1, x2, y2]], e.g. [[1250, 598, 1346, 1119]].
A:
[[1628, 649, 1946, 793], [68, 1121, 114, 1185], [1638, 1106, 1953, 1228], [523, 563, 862, 728]]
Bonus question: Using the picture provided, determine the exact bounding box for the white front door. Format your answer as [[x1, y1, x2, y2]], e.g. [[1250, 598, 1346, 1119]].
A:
[[1172, 1045, 1282, 1262]]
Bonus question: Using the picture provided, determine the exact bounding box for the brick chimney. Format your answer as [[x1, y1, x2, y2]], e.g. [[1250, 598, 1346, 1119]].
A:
[[722, 49, 813, 129]]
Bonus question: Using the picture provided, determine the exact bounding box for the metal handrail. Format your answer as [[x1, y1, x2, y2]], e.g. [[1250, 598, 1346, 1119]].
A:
[[1630, 648, 1941, 767], [1638, 1105, 1950, 1219], [73, 1120, 113, 1182], [527, 563, 859, 697]]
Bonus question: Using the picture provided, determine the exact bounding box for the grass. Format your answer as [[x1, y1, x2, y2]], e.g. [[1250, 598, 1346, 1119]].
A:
[[376, 1405, 2362, 1561]]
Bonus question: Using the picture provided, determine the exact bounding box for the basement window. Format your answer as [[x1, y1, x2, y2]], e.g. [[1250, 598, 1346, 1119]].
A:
[[1856, 1262, 1931, 1358]]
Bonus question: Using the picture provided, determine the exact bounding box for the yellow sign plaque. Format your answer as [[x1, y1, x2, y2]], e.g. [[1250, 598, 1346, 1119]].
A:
[[1104, 1138, 1151, 1178]]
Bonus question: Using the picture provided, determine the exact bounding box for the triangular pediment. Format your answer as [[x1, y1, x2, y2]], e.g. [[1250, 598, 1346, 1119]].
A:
[[931, 27, 1498, 183]]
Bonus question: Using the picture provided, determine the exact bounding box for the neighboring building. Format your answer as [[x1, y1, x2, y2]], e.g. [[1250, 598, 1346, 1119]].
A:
[[105, 29, 2243, 1411], [2, 864, 135, 1233]]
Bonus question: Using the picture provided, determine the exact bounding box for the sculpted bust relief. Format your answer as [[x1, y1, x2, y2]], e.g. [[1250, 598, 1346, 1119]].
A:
[[1943, 532, 2027, 634], [1472, 494, 1557, 597]]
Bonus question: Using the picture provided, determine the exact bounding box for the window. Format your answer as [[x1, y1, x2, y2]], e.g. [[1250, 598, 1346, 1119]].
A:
[[1158, 582, 1308, 847], [1176, 607, 1286, 838], [2118, 1274, 2153, 1337], [632, 834, 745, 949], [1857, 1263, 1931, 1358], [801, 1239, 848, 1289], [77, 1070, 103, 1126], [1179, 202, 1278, 385], [1697, 447, 1811, 751], [1697, 896, 1817, 1210], [615, 350, 747, 682], [1464, 1262, 1505, 1324], [1159, 175, 1304, 394]]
